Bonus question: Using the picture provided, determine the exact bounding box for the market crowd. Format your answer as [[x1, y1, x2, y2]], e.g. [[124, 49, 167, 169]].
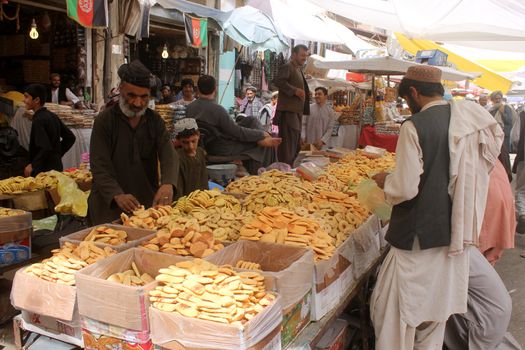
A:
[[6, 44, 525, 350]]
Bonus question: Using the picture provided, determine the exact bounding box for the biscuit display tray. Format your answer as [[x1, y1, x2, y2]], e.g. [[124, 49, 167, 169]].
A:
[[59, 224, 156, 252], [0, 210, 32, 233], [149, 294, 283, 350]]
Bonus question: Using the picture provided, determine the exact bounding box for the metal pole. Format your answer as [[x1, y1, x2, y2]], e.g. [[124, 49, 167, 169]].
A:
[[219, 46, 243, 104], [371, 74, 376, 122]]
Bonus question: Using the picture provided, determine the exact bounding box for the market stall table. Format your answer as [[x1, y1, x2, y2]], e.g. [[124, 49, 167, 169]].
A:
[[287, 248, 389, 349], [358, 126, 399, 153], [62, 128, 91, 169], [12, 314, 82, 349], [9, 106, 92, 169], [330, 124, 360, 150]]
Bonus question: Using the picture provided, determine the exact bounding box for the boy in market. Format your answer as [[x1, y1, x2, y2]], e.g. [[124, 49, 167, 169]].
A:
[[23, 84, 76, 177], [173, 118, 208, 197]]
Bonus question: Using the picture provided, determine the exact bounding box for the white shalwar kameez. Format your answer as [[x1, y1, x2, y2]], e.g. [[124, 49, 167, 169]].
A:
[[301, 103, 336, 145], [371, 100, 502, 350]]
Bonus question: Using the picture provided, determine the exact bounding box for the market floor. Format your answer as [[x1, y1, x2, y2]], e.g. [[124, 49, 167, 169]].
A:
[[495, 233, 525, 348]]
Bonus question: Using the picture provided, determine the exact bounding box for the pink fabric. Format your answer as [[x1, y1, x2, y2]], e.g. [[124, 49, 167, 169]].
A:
[[478, 161, 515, 264]]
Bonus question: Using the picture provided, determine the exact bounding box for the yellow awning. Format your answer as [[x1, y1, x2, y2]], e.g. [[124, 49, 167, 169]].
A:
[[475, 60, 525, 73], [395, 33, 513, 93]]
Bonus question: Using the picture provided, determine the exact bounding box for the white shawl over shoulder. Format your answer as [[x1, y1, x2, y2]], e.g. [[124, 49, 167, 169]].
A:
[[448, 100, 504, 256]]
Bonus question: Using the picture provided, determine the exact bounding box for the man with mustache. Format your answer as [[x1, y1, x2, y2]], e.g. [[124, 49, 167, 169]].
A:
[[88, 60, 179, 225]]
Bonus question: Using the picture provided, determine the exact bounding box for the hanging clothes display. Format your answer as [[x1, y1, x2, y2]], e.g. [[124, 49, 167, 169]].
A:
[[251, 53, 262, 90]]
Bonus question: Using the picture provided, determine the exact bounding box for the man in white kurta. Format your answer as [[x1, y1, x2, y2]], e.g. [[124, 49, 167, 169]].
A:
[[301, 87, 336, 149], [371, 66, 502, 350]]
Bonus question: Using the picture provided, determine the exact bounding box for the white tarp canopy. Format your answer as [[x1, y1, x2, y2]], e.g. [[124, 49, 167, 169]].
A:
[[305, 53, 354, 80], [307, 0, 525, 52], [325, 50, 354, 80], [313, 56, 481, 82], [154, 0, 289, 53], [307, 78, 355, 94], [247, 0, 375, 54]]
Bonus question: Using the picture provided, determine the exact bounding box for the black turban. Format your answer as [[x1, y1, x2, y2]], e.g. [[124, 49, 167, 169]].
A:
[[25, 84, 47, 104], [118, 60, 152, 88]]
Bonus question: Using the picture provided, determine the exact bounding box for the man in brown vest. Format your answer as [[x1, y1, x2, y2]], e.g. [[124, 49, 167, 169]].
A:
[[273, 45, 310, 166]]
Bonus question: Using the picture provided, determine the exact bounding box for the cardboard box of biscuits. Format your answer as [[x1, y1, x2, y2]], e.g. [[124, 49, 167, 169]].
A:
[[76, 247, 192, 333], [147, 258, 283, 349], [60, 224, 156, 252], [334, 215, 381, 287], [11, 241, 118, 321], [206, 240, 313, 311], [81, 316, 153, 350]]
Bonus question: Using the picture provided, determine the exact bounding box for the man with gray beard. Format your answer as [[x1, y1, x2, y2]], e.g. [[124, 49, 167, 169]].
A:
[[88, 60, 179, 225]]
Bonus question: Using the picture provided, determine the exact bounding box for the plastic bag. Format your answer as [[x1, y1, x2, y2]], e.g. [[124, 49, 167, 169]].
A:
[[257, 162, 291, 175], [296, 162, 324, 181], [49, 171, 89, 217], [32, 215, 58, 231], [355, 179, 392, 220]]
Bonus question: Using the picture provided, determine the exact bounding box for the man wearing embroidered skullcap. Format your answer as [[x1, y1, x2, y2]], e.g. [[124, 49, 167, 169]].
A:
[[173, 118, 208, 197], [370, 65, 506, 349], [88, 60, 179, 225]]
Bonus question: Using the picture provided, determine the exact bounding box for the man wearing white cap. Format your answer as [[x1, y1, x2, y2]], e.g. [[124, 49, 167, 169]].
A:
[[173, 118, 208, 197], [371, 65, 503, 349]]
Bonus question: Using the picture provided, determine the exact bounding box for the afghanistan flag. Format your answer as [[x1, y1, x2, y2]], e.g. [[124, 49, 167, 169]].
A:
[[66, 0, 109, 28], [184, 14, 208, 48]]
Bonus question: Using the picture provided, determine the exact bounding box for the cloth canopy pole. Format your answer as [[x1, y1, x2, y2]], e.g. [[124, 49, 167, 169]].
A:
[[371, 74, 376, 120], [219, 46, 243, 105]]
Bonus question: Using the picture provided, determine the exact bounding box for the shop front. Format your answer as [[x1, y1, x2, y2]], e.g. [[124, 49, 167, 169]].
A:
[[0, 0, 91, 106]]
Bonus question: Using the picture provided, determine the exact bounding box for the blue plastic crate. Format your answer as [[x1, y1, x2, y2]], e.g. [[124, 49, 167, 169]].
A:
[[415, 49, 448, 66]]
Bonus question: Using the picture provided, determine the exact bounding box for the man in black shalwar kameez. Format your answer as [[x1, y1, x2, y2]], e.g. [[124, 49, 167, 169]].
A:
[[88, 60, 179, 225]]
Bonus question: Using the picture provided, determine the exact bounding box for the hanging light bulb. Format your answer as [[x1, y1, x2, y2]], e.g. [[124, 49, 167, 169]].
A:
[[161, 44, 169, 59], [29, 18, 39, 40]]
